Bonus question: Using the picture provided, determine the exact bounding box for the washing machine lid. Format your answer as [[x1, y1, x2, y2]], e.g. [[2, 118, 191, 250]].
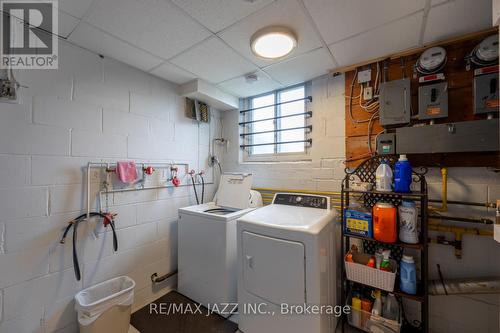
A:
[[179, 202, 255, 221], [215, 173, 253, 210], [238, 204, 336, 234]]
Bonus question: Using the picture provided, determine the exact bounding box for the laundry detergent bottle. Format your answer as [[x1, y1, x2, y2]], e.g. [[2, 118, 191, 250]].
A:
[[400, 255, 417, 295], [375, 161, 393, 192], [399, 200, 419, 244], [394, 155, 412, 193], [373, 202, 397, 243]]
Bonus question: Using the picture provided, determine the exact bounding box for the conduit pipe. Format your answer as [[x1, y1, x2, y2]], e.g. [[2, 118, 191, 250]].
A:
[[428, 214, 494, 225], [429, 277, 500, 295]]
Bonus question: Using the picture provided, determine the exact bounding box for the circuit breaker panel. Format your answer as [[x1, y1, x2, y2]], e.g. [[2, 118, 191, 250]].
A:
[[418, 82, 448, 120], [379, 78, 411, 126], [474, 72, 499, 114]]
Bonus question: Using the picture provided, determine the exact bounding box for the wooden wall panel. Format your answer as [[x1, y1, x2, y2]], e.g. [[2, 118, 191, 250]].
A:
[[344, 28, 500, 168]]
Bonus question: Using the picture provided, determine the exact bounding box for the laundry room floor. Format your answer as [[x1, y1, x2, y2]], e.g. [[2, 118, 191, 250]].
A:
[[130, 291, 238, 333], [131, 291, 367, 333]]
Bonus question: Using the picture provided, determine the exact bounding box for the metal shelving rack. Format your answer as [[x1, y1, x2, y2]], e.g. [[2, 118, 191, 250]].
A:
[[340, 155, 429, 333]]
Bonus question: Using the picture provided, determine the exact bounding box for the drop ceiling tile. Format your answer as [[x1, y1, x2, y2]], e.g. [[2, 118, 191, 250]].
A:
[[59, 11, 79, 38], [9, 8, 80, 39], [302, 0, 426, 44], [59, 0, 94, 18], [218, 71, 283, 97], [172, 0, 274, 33], [423, 0, 492, 44], [431, 0, 449, 5], [218, 0, 323, 67], [263, 47, 334, 86], [83, 0, 211, 59], [150, 62, 197, 85], [170, 37, 258, 84], [329, 13, 423, 68], [69, 23, 163, 72]]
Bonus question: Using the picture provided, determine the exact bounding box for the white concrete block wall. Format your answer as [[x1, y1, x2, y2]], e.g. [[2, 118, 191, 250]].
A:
[[221, 74, 500, 333], [0, 40, 221, 333]]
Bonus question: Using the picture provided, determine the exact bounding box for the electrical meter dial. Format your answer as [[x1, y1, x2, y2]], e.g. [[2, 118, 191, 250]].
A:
[[475, 34, 499, 63], [467, 34, 499, 69], [416, 46, 447, 75]]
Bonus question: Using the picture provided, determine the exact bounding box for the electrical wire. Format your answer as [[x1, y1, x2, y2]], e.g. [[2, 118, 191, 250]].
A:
[[367, 111, 380, 155], [348, 65, 381, 124], [348, 69, 371, 124], [346, 64, 383, 159]]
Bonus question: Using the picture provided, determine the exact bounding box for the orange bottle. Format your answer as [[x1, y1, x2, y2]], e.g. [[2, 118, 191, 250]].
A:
[[373, 202, 397, 243]]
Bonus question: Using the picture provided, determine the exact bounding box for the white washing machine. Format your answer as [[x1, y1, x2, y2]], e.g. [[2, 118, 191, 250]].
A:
[[237, 193, 339, 333], [178, 173, 261, 316]]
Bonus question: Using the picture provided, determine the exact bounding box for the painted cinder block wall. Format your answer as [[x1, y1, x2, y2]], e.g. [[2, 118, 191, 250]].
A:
[[222, 74, 500, 333], [0, 40, 221, 333]]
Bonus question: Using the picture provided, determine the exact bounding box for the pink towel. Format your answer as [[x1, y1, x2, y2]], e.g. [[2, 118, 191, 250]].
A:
[[116, 161, 138, 184]]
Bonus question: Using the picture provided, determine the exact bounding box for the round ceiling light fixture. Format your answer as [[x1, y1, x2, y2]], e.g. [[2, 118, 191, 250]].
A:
[[250, 26, 297, 60]]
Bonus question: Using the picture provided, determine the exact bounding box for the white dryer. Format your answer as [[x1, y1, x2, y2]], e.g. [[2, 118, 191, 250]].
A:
[[237, 193, 339, 333], [178, 173, 261, 316]]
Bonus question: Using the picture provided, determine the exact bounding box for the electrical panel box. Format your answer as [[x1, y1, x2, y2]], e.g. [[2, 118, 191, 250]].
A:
[[358, 69, 371, 84], [379, 78, 411, 127], [363, 86, 373, 100], [376, 133, 396, 155], [474, 72, 499, 114], [418, 82, 448, 120], [396, 119, 499, 154]]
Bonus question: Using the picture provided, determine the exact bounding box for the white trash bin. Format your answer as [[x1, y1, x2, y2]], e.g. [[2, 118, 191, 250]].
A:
[[75, 276, 136, 333]]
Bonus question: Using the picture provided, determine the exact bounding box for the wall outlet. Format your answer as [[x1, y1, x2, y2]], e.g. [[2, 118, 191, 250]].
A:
[[358, 69, 371, 84], [363, 86, 373, 100]]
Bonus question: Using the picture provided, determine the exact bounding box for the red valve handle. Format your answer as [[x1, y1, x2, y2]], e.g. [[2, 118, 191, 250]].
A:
[[144, 166, 155, 175], [172, 176, 181, 187]]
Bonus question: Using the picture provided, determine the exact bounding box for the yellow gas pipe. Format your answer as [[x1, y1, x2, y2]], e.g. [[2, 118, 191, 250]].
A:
[[428, 219, 493, 258], [429, 167, 448, 213]]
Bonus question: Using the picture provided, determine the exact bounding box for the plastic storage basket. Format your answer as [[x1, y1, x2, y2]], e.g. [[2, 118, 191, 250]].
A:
[[345, 253, 397, 292], [347, 294, 402, 333]]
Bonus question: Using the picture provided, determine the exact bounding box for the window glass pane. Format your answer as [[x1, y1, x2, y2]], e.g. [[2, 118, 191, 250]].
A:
[[279, 86, 305, 115], [250, 93, 275, 155], [251, 132, 274, 154], [279, 141, 305, 153], [278, 86, 305, 153], [280, 128, 305, 153]]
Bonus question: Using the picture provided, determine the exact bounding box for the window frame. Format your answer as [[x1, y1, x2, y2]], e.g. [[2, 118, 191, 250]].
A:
[[241, 82, 312, 163]]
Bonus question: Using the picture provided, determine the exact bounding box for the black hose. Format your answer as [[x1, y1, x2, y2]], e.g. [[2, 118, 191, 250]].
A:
[[109, 220, 118, 251], [191, 175, 199, 205], [72, 218, 81, 281], [60, 212, 119, 281], [437, 264, 448, 295], [200, 175, 205, 204]]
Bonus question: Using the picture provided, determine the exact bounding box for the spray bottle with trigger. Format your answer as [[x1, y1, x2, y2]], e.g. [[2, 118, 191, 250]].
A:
[[371, 289, 382, 316]]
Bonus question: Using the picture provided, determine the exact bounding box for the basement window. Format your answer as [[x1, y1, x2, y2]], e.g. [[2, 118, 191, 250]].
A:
[[240, 83, 312, 162]]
